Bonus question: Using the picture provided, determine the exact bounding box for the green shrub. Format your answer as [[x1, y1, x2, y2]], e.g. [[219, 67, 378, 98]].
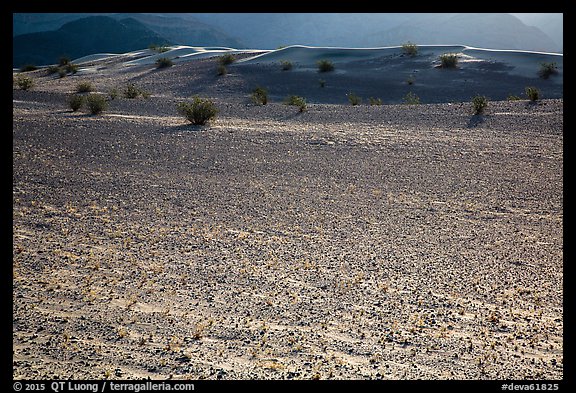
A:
[[15, 75, 34, 90], [317, 59, 334, 72], [402, 42, 418, 57], [403, 92, 420, 105], [66, 63, 79, 74], [149, 44, 170, 53], [156, 57, 173, 68], [538, 62, 558, 79], [109, 88, 119, 100], [86, 94, 108, 115], [69, 94, 85, 111], [76, 81, 94, 93], [46, 65, 60, 75], [19, 64, 38, 72], [525, 86, 540, 101], [507, 94, 521, 101], [177, 96, 218, 125], [251, 87, 268, 105], [471, 95, 488, 115], [439, 53, 459, 68], [318, 79, 326, 88], [219, 53, 235, 65], [284, 95, 307, 112], [123, 83, 149, 99], [59, 56, 71, 66], [217, 64, 227, 76], [281, 60, 293, 71], [347, 92, 361, 106], [369, 97, 382, 106]]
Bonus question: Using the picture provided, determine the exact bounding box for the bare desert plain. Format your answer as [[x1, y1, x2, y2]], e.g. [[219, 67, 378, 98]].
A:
[[13, 46, 563, 380]]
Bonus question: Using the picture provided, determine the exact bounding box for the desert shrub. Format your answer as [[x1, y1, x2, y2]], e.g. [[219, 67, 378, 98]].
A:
[[149, 44, 170, 53], [525, 86, 540, 101], [538, 62, 558, 79], [251, 87, 268, 105], [407, 75, 415, 85], [123, 83, 149, 99], [76, 81, 94, 93], [46, 65, 60, 75], [156, 57, 173, 68], [507, 94, 521, 101], [86, 94, 108, 115], [471, 95, 488, 115], [69, 94, 85, 111], [369, 97, 382, 105], [318, 79, 326, 88], [58, 68, 67, 78], [439, 53, 459, 68], [217, 64, 227, 76], [124, 83, 140, 98], [59, 56, 71, 66], [219, 53, 235, 65], [109, 88, 119, 100], [65, 63, 79, 74], [281, 60, 293, 71], [284, 95, 307, 112], [402, 42, 418, 57], [347, 92, 361, 106], [177, 96, 218, 125], [403, 91, 420, 105], [19, 64, 38, 72], [15, 75, 34, 90], [317, 59, 334, 72]]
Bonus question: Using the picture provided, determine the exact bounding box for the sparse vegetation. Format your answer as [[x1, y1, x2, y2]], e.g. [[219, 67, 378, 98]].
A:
[[85, 94, 108, 115], [177, 96, 219, 125], [317, 59, 335, 72], [538, 62, 558, 79], [403, 91, 420, 105], [525, 86, 540, 101], [347, 92, 361, 106], [65, 63, 79, 74], [369, 97, 383, 105], [402, 42, 418, 57], [217, 64, 227, 76], [251, 87, 268, 105], [109, 88, 119, 100], [123, 83, 149, 99], [76, 81, 94, 93], [156, 57, 173, 69], [507, 94, 522, 101], [407, 75, 415, 85], [472, 95, 488, 115], [281, 60, 293, 71], [46, 65, 60, 75], [284, 95, 307, 112], [69, 94, 85, 112], [15, 75, 34, 90], [219, 53, 235, 66], [439, 53, 459, 68], [149, 44, 170, 53], [19, 64, 38, 72], [59, 57, 71, 66], [319, 79, 326, 88]]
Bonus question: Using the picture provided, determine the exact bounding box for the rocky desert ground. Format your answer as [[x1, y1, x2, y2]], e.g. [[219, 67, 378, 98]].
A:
[[13, 51, 563, 380]]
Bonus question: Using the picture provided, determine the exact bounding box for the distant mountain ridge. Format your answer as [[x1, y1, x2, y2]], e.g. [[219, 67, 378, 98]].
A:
[[13, 16, 170, 67], [12, 13, 245, 67]]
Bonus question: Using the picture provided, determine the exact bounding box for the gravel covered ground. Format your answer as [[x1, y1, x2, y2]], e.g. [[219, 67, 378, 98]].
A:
[[13, 55, 563, 380]]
